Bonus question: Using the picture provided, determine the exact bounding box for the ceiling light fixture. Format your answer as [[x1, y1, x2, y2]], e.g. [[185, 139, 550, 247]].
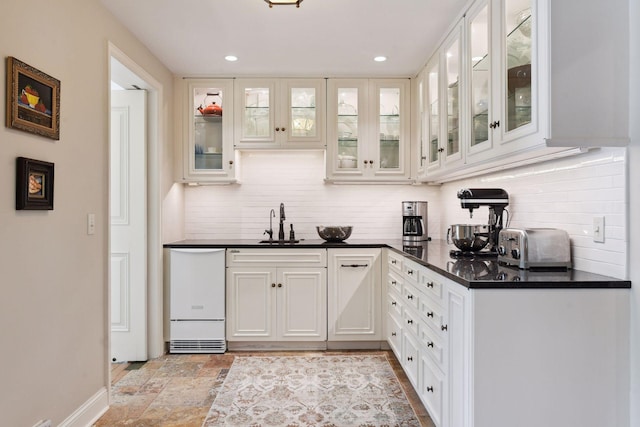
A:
[[264, 0, 302, 7], [225, 55, 238, 62], [374, 56, 387, 62]]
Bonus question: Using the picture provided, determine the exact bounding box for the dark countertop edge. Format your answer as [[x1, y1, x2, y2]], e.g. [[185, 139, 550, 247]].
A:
[[163, 239, 631, 289]]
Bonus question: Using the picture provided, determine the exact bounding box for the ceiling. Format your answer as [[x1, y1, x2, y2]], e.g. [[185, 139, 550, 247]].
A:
[[100, 0, 469, 78]]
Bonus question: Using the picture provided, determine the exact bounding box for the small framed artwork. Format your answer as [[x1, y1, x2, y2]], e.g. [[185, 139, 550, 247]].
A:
[[16, 157, 55, 210], [6, 56, 60, 140]]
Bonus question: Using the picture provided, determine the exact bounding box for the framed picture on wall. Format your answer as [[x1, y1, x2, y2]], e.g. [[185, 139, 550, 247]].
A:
[[16, 157, 55, 210], [6, 56, 60, 140]]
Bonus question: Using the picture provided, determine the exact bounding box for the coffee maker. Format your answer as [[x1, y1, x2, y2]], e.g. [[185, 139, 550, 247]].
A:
[[402, 201, 429, 242], [457, 188, 509, 252]]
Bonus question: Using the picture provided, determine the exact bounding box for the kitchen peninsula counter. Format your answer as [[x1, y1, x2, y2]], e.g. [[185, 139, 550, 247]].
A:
[[164, 239, 630, 289]]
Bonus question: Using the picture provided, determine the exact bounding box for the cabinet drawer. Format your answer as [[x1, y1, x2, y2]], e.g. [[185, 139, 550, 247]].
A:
[[420, 354, 444, 427], [387, 291, 403, 323], [420, 322, 445, 369], [402, 329, 420, 388], [226, 248, 327, 267], [402, 261, 419, 284], [387, 250, 404, 274], [387, 270, 403, 295], [387, 314, 402, 360], [402, 282, 420, 312], [418, 269, 444, 304], [403, 307, 420, 337], [419, 295, 444, 335]]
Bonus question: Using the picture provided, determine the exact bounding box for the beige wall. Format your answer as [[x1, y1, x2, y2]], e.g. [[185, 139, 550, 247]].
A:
[[0, 1, 175, 425]]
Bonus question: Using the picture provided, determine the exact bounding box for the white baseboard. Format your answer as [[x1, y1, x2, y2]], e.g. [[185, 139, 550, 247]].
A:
[[58, 387, 109, 427]]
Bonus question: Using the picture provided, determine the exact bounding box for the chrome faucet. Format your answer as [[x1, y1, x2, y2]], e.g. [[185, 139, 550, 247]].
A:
[[278, 203, 286, 241], [264, 209, 276, 241]]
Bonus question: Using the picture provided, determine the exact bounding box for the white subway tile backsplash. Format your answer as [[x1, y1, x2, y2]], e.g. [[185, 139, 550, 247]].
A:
[[184, 147, 627, 279]]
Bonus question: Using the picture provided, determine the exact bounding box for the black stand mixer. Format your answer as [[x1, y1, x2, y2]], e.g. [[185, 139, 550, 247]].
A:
[[454, 188, 509, 255]]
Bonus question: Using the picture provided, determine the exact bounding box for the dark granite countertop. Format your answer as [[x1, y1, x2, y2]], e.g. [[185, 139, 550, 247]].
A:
[[163, 239, 631, 289]]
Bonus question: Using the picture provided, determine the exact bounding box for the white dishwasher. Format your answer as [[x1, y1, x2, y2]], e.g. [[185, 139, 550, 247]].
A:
[[168, 248, 226, 353]]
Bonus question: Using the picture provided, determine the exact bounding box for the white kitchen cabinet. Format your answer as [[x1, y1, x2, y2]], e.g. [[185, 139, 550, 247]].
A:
[[417, 0, 629, 183], [233, 78, 326, 149], [226, 248, 327, 344], [326, 79, 411, 182], [387, 250, 628, 427], [178, 78, 237, 183], [327, 248, 382, 341]]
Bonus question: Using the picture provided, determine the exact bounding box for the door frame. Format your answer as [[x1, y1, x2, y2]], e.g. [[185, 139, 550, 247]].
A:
[[107, 42, 164, 386]]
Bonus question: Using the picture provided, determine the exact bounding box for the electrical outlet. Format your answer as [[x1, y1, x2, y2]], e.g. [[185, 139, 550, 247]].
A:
[[593, 216, 605, 243], [87, 213, 96, 235]]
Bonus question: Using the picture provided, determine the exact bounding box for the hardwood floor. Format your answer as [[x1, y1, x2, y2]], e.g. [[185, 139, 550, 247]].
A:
[[94, 350, 435, 427]]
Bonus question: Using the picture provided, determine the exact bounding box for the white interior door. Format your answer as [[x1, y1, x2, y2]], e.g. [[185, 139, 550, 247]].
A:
[[110, 89, 147, 362]]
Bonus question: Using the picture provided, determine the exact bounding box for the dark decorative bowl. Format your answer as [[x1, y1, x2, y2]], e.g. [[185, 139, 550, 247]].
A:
[[316, 226, 353, 242]]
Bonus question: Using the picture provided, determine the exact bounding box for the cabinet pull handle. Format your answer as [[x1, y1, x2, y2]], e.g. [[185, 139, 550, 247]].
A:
[[427, 281, 434, 288], [407, 294, 413, 300], [441, 324, 448, 331], [391, 332, 397, 336], [391, 280, 397, 285], [407, 319, 413, 325], [427, 386, 434, 393], [277, 283, 282, 288], [427, 341, 434, 348], [391, 260, 397, 264], [407, 356, 413, 362], [437, 147, 444, 153], [271, 283, 276, 288], [489, 120, 501, 129], [341, 264, 369, 268], [427, 312, 433, 318], [391, 301, 397, 306], [407, 269, 413, 275]]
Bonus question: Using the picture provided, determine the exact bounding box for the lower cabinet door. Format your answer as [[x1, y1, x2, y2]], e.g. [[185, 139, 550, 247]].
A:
[[420, 353, 444, 427], [226, 267, 276, 340], [387, 311, 403, 360], [277, 267, 327, 340]]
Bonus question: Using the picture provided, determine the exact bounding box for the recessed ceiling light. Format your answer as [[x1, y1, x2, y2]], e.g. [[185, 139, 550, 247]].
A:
[[374, 56, 387, 62], [225, 55, 238, 62]]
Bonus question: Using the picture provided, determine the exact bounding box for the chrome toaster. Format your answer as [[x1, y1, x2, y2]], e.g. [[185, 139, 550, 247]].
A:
[[497, 228, 572, 269]]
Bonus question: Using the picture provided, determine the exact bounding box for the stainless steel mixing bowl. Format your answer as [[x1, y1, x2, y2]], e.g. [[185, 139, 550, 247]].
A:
[[316, 226, 353, 242], [447, 224, 490, 252]]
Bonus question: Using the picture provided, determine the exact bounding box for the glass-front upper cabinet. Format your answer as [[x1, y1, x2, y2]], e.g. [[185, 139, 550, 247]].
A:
[[326, 79, 410, 182], [504, 0, 532, 133], [234, 78, 325, 149], [444, 31, 462, 162], [182, 79, 235, 182], [468, 0, 492, 155], [426, 58, 441, 172]]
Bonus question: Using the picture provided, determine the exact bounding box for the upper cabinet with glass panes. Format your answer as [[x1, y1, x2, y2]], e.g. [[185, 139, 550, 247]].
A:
[[326, 78, 410, 182], [180, 79, 236, 183], [234, 78, 325, 149]]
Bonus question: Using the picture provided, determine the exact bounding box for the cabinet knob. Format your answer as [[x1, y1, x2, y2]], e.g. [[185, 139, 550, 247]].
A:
[[391, 280, 397, 285], [427, 312, 433, 318], [427, 341, 434, 348], [407, 269, 413, 275], [437, 147, 445, 153], [271, 283, 276, 288], [427, 282, 434, 288], [228, 160, 234, 167], [391, 301, 397, 306], [441, 324, 448, 331], [489, 120, 501, 129], [275, 127, 280, 131], [407, 294, 413, 300], [427, 386, 434, 393], [391, 260, 397, 264], [407, 319, 413, 325], [277, 283, 282, 288], [281, 127, 286, 131], [407, 356, 413, 362], [391, 332, 397, 336]]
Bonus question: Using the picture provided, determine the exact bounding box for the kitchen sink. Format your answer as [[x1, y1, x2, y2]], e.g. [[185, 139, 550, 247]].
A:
[[259, 240, 300, 244]]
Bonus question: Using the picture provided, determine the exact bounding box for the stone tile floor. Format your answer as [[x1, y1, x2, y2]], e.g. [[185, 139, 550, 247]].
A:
[[94, 350, 435, 427]]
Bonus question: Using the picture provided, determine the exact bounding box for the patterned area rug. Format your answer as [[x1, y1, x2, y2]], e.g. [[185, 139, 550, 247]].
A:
[[202, 354, 420, 427]]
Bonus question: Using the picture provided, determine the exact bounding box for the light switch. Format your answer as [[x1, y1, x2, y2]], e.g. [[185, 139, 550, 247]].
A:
[[593, 216, 605, 243], [87, 213, 96, 235]]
